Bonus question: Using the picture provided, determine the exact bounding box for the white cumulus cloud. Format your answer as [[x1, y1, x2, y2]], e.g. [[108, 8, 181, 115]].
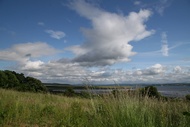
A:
[[133, 64, 165, 76], [0, 42, 59, 62], [143, 64, 165, 75], [22, 60, 44, 71], [173, 66, 182, 73], [68, 0, 155, 67], [15, 62, 190, 84]]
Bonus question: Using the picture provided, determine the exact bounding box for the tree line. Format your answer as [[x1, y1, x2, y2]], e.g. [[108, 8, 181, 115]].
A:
[[0, 70, 47, 92]]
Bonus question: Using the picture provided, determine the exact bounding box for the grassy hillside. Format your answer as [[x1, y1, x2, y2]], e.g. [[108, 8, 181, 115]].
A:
[[0, 88, 190, 127]]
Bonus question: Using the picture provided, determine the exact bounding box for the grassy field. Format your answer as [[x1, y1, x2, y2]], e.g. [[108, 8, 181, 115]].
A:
[[0, 88, 190, 127]]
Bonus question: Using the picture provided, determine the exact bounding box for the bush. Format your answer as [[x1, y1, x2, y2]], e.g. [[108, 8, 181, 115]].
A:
[[79, 91, 91, 98], [64, 87, 75, 97], [112, 89, 120, 98], [185, 94, 190, 101], [140, 86, 161, 98]]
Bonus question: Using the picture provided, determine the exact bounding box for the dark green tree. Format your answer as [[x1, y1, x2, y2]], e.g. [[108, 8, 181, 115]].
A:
[[15, 72, 25, 84], [25, 76, 47, 92], [0, 70, 47, 93], [0, 70, 8, 87], [4, 70, 19, 88]]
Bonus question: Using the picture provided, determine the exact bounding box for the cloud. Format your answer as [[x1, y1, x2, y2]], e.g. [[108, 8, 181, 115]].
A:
[[141, 64, 165, 75], [161, 32, 169, 56], [130, 64, 190, 83], [138, 32, 170, 57], [22, 60, 44, 71], [45, 30, 66, 40], [0, 42, 59, 62], [68, 0, 155, 67], [15, 61, 190, 84], [0, 43, 185, 84], [134, 1, 141, 5], [137, 41, 190, 59], [0, 42, 63, 81], [38, 22, 45, 26], [132, 64, 165, 76], [23, 61, 88, 84], [173, 66, 182, 73], [2, 0, 188, 85], [155, 0, 171, 15], [134, 0, 171, 15]]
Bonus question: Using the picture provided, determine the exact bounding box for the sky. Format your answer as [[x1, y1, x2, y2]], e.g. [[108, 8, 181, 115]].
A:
[[0, 0, 190, 84]]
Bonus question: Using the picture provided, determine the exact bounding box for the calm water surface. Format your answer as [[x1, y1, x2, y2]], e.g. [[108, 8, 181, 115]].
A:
[[156, 85, 190, 97]]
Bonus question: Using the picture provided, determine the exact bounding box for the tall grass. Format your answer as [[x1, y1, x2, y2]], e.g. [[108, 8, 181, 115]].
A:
[[0, 88, 190, 127]]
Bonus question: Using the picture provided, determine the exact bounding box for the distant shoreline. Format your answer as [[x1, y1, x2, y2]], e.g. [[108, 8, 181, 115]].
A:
[[44, 83, 190, 98]]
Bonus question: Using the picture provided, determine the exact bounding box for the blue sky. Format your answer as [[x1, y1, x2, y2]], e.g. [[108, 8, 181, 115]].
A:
[[0, 0, 190, 84]]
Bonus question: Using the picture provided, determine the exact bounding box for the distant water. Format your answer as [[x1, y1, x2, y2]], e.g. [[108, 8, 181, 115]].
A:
[[155, 85, 190, 97]]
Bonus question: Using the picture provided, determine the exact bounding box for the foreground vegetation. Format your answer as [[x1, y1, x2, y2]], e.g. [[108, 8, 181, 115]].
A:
[[1, 70, 190, 126], [0, 88, 190, 127]]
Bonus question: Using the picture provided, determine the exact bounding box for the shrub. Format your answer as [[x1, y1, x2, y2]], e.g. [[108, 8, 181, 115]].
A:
[[140, 86, 161, 98], [64, 87, 75, 97], [80, 91, 91, 98], [185, 94, 190, 101], [112, 89, 120, 98]]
